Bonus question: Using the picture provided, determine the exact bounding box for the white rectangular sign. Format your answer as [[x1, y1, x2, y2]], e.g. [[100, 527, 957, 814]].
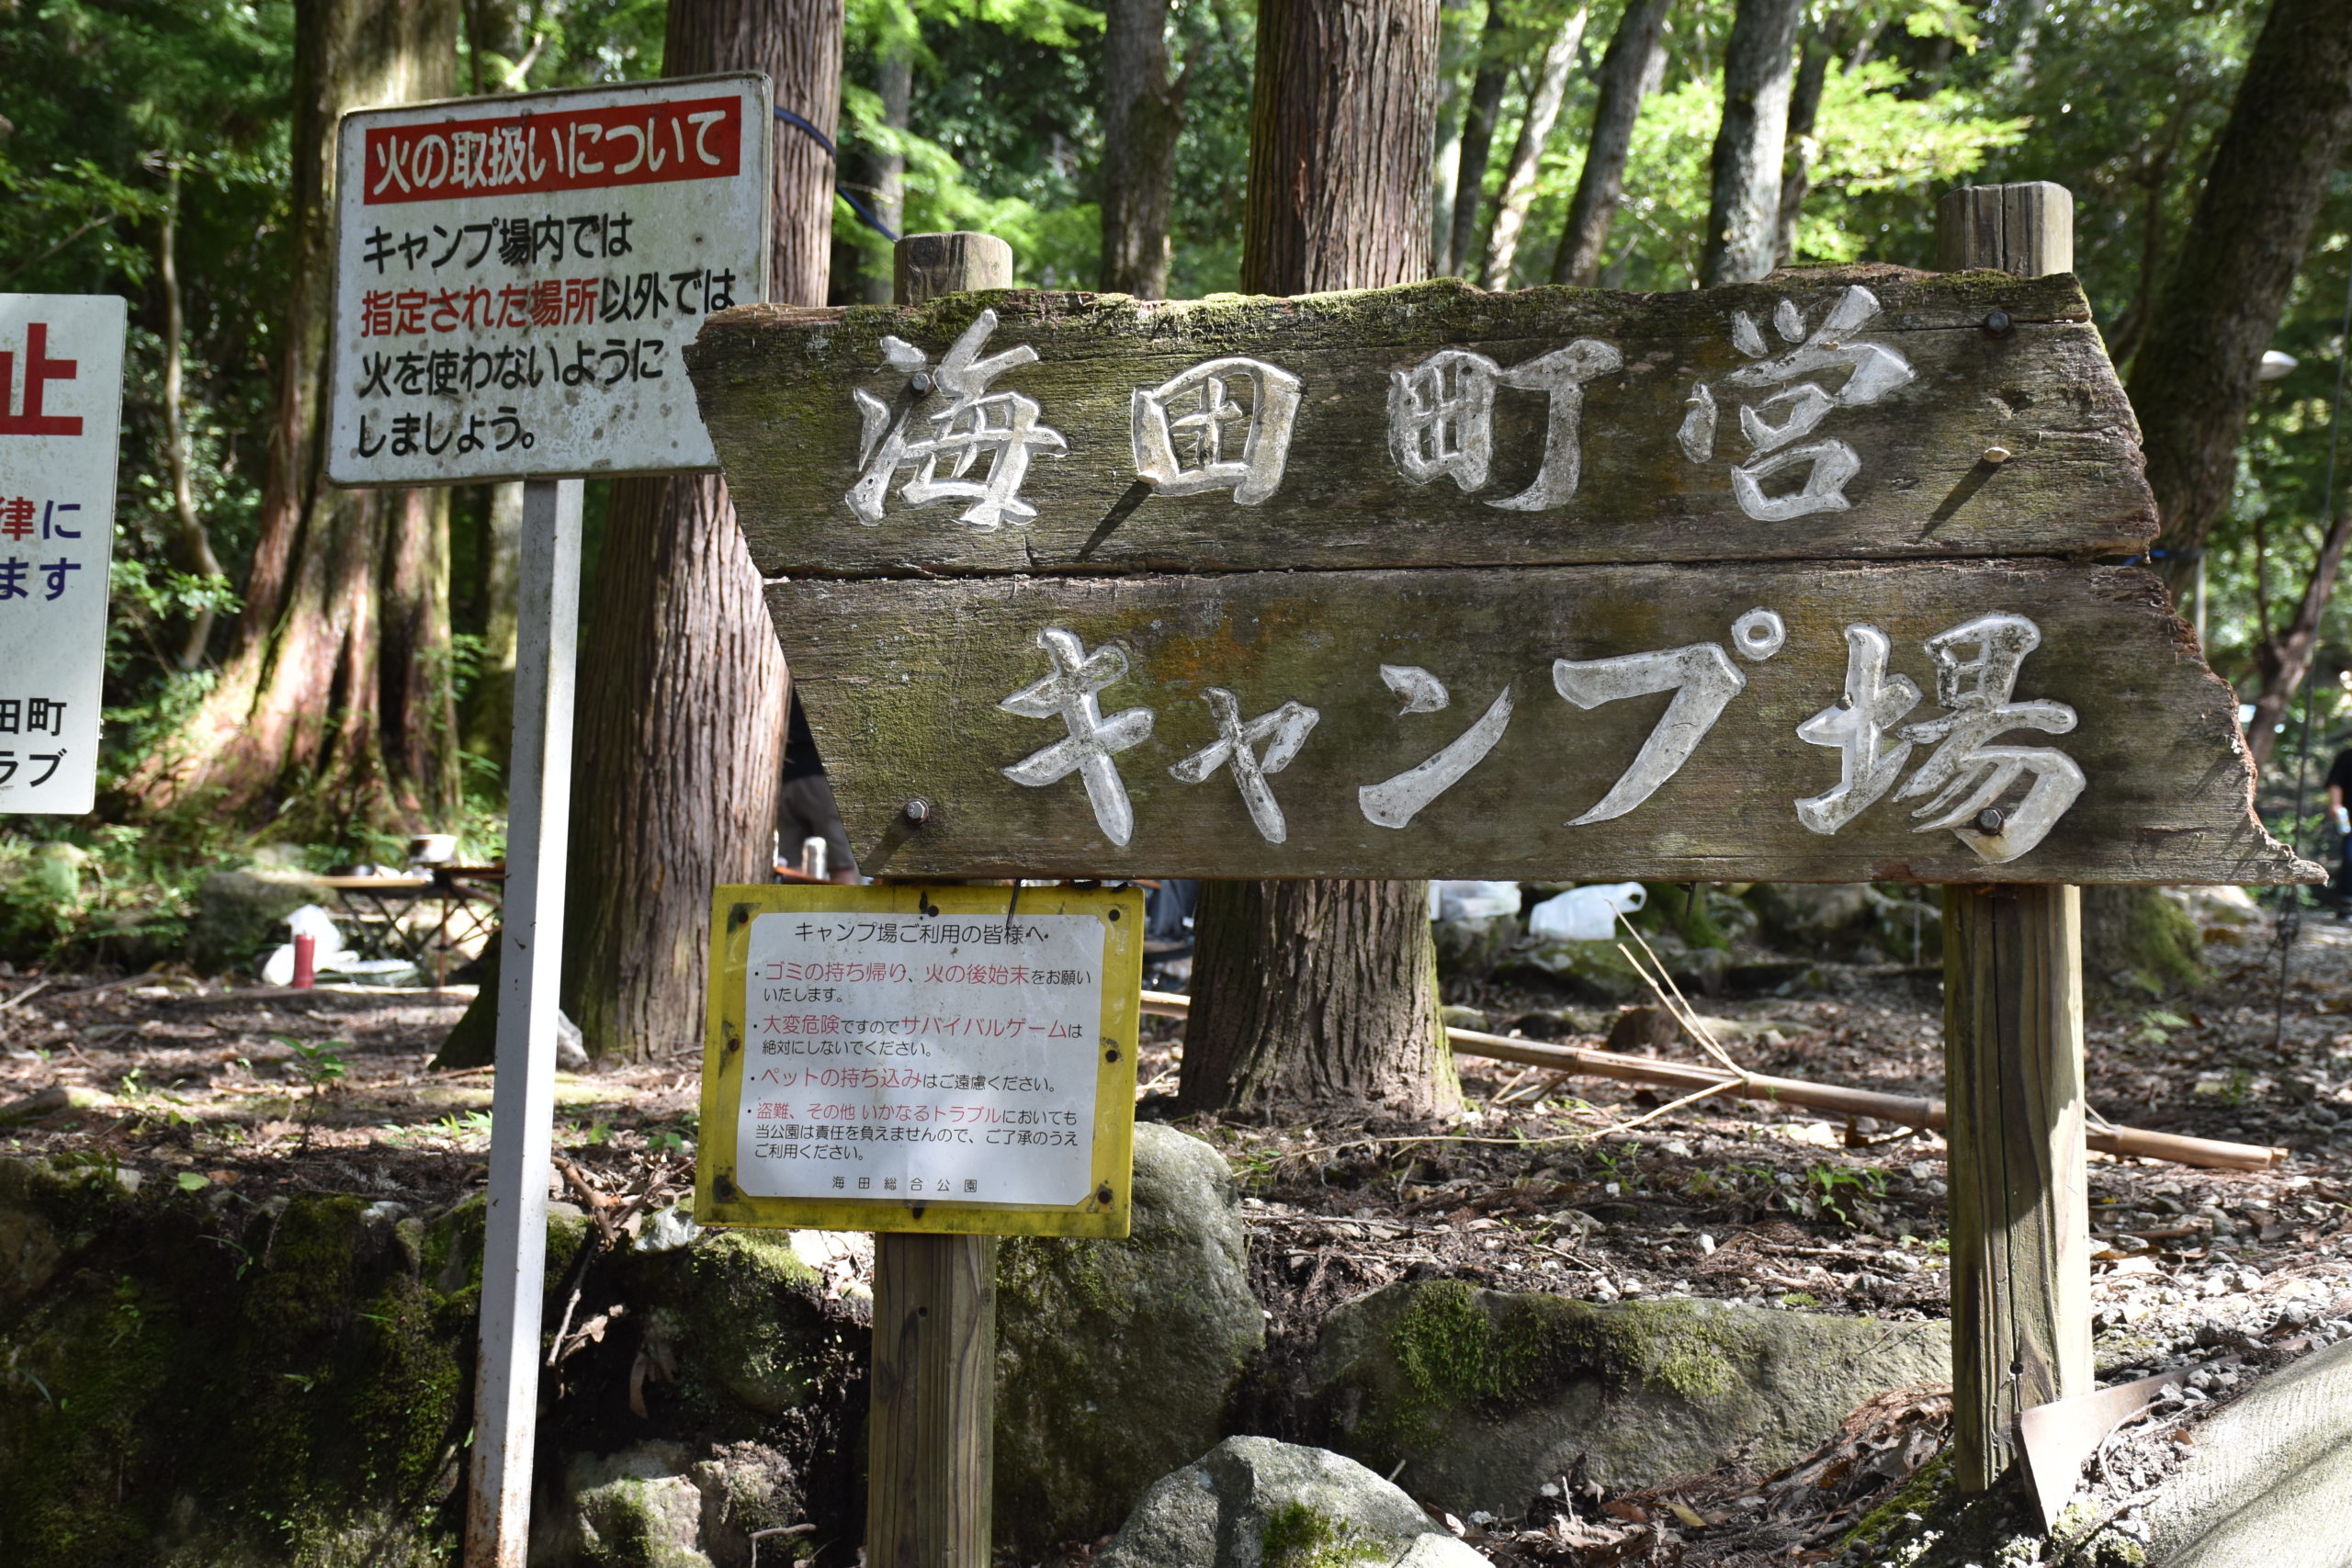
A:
[[0, 295, 124, 816], [326, 73, 771, 486], [738, 909, 1108, 1208]]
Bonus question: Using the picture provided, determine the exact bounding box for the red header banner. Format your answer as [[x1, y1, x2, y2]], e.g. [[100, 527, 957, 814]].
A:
[[360, 93, 743, 205]]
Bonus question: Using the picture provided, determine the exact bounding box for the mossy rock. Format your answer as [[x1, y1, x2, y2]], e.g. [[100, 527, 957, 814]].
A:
[[992, 1124, 1266, 1554], [0, 1158, 862, 1567], [187, 863, 335, 976], [1311, 1281, 1951, 1519], [2082, 886, 2204, 1000], [1096, 1437, 1483, 1568]]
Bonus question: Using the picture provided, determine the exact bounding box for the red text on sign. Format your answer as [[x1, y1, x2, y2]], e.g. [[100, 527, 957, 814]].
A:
[[362, 95, 743, 205]]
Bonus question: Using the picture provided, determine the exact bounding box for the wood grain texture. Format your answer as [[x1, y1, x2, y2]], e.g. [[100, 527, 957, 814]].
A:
[[688, 267, 2152, 579], [1937, 183, 2073, 279], [1941, 885, 2092, 1490], [766, 559, 2308, 885], [868, 1232, 997, 1567]]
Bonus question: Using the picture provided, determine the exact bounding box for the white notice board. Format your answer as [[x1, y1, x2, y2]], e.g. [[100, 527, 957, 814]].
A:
[[325, 73, 771, 486], [0, 295, 124, 816]]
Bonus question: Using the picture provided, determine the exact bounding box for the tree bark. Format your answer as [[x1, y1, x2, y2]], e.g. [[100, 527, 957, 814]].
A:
[[1442, 3, 1511, 280], [126, 0, 462, 832], [1549, 0, 1669, 287], [854, 46, 910, 305], [157, 162, 225, 672], [1478, 6, 1588, 288], [560, 0, 840, 1061], [1187, 0, 1456, 1122], [2129, 0, 2352, 599], [1701, 0, 1804, 287], [1099, 0, 1184, 299], [2246, 510, 2352, 768], [1771, 26, 1833, 267], [462, 479, 522, 757]]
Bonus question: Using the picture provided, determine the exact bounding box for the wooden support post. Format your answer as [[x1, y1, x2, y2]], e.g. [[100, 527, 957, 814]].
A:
[[865, 229, 1013, 1568], [1935, 182, 2090, 1492]]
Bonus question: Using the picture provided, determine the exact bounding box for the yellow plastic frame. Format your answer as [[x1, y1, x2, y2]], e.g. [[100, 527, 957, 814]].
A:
[[695, 882, 1143, 1237]]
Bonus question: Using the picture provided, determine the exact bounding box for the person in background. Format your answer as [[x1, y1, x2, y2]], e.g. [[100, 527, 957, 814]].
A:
[[2327, 744, 2352, 912], [779, 692, 858, 883]]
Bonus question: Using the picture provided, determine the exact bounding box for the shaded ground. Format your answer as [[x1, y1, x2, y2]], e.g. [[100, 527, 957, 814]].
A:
[[2, 895, 2349, 1565]]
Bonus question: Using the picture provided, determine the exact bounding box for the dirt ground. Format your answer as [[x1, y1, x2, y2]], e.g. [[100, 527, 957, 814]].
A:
[[2, 895, 2348, 1565]]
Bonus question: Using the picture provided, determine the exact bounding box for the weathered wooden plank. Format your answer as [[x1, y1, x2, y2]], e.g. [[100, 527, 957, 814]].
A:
[[768, 559, 2306, 885], [690, 267, 2153, 579]]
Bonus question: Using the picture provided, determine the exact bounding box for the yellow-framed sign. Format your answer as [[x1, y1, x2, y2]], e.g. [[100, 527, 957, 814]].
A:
[[695, 882, 1143, 1237]]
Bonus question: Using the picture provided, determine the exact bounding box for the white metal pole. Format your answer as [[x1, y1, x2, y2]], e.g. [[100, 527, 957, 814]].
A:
[[465, 475, 582, 1568]]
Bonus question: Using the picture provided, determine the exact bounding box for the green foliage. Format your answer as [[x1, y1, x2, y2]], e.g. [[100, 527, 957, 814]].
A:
[[1261, 1501, 1372, 1568]]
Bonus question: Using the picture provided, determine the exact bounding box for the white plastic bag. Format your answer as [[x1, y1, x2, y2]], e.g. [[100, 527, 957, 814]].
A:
[[1526, 883, 1646, 942], [260, 904, 356, 986], [1427, 880, 1522, 921]]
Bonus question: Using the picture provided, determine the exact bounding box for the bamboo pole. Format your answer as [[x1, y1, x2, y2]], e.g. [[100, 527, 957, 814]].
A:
[[1136, 992, 2282, 1172]]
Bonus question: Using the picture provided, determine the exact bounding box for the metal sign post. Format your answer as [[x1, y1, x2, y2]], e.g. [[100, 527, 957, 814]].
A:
[[465, 475, 580, 1564], [322, 75, 775, 1567]]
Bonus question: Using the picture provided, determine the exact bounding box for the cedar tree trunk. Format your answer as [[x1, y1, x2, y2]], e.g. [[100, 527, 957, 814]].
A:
[[1442, 3, 1511, 280], [1700, 0, 1803, 287], [1100, 0, 1185, 298], [560, 0, 841, 1060], [854, 46, 910, 305], [2130, 0, 2352, 600], [1771, 26, 1834, 266], [1549, 0, 1669, 287], [1479, 6, 1588, 288], [1187, 0, 1457, 1122], [126, 0, 462, 833]]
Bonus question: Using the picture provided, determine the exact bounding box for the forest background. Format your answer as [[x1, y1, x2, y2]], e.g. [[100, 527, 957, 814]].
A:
[[0, 0, 2346, 1038]]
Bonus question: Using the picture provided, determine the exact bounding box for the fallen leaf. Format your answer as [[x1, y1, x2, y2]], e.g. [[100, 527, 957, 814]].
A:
[[1668, 1500, 1707, 1529]]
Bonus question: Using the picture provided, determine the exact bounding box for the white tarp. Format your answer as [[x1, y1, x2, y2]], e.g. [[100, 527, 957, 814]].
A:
[[325, 73, 771, 486]]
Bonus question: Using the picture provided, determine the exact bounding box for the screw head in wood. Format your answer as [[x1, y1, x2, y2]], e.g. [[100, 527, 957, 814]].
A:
[[1975, 807, 2006, 833], [1982, 446, 2013, 466], [902, 797, 931, 825], [1096, 1183, 1115, 1205], [1983, 309, 2014, 337], [909, 370, 934, 396]]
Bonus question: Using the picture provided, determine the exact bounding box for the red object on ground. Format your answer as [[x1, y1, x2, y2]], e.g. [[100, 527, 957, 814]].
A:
[[291, 933, 316, 990]]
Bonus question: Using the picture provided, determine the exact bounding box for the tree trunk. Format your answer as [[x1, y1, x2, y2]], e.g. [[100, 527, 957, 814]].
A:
[[158, 162, 225, 671], [125, 0, 462, 833], [1478, 6, 1588, 288], [1771, 26, 1833, 266], [1549, 0, 1669, 287], [2246, 509, 2352, 768], [854, 46, 910, 305], [1099, 0, 1184, 299], [1187, 0, 1456, 1122], [1442, 4, 1511, 280], [2129, 0, 2352, 599], [462, 479, 522, 757], [1701, 0, 1804, 287], [560, 0, 840, 1061]]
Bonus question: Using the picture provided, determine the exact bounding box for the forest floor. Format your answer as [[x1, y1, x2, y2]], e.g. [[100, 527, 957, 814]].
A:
[[1, 899, 2348, 1565]]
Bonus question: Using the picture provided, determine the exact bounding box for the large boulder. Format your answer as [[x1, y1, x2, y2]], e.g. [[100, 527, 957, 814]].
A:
[[994, 1123, 1266, 1553], [187, 863, 336, 975], [1747, 883, 1941, 964], [1311, 1280, 1949, 1519], [1097, 1437, 1484, 1568]]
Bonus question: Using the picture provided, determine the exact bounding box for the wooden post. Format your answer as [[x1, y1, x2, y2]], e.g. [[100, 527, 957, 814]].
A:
[[1935, 182, 2091, 1492], [865, 229, 1013, 1568]]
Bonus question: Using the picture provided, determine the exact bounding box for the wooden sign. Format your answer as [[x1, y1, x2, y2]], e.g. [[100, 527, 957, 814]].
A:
[[695, 883, 1144, 1237], [685, 267, 2309, 886]]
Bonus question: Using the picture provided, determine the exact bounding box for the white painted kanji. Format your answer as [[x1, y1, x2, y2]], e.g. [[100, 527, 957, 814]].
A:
[[1895, 612, 2083, 863], [1359, 666, 1516, 829], [1389, 339, 1621, 510], [1677, 285, 1915, 522], [848, 309, 1067, 531], [1131, 356, 1302, 504], [1167, 687, 1319, 843]]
